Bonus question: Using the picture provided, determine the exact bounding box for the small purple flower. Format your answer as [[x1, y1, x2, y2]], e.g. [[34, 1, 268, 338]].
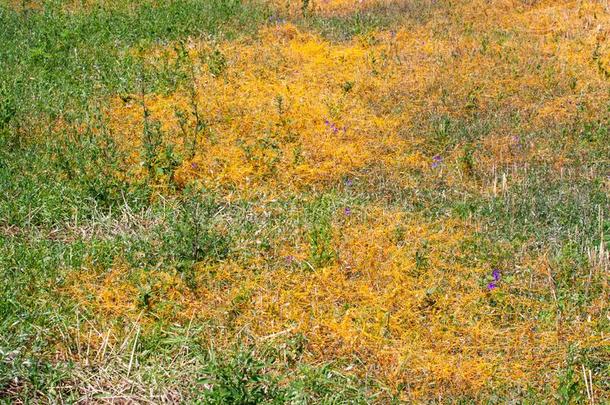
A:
[[344, 207, 352, 216], [268, 15, 285, 24], [324, 118, 339, 134], [344, 178, 353, 187], [191, 162, 199, 169], [431, 155, 443, 169], [492, 268, 501, 282], [511, 135, 522, 148], [487, 282, 497, 290]]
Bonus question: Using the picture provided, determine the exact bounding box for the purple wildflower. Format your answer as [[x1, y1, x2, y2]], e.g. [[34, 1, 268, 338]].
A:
[[344, 178, 353, 187], [268, 15, 285, 24], [344, 207, 352, 216], [324, 118, 339, 134], [191, 162, 199, 170], [487, 282, 497, 290], [431, 155, 443, 168], [492, 268, 501, 282]]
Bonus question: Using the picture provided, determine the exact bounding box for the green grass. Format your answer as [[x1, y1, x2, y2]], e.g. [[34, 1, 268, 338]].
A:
[[2, 123, 607, 400], [0, 1, 272, 399], [0, 0, 270, 117], [0, 0, 609, 402], [296, 0, 440, 41]]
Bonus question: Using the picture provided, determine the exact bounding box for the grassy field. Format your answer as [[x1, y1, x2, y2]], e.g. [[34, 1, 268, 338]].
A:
[[0, 0, 608, 402]]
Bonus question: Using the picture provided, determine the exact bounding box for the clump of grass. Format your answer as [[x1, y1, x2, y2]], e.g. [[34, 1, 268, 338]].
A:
[[165, 187, 232, 264], [197, 346, 284, 404]]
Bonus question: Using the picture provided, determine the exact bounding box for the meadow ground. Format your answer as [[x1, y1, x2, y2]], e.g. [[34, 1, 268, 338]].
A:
[[0, 0, 609, 403]]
